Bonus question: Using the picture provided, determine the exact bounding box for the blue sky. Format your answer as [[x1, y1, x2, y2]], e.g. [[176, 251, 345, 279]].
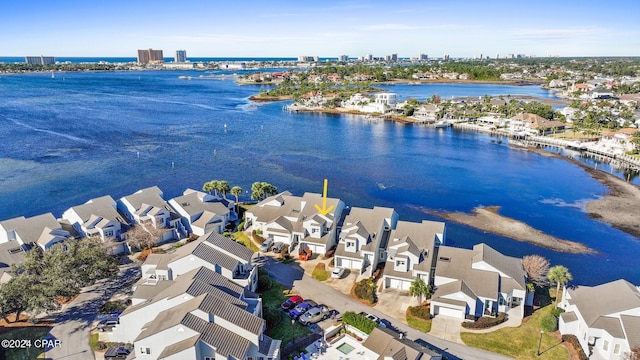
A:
[[2, 0, 639, 57]]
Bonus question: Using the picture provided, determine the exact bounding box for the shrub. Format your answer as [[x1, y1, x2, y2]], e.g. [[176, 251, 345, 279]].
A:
[[263, 305, 282, 329], [462, 313, 508, 329], [237, 221, 245, 231], [312, 263, 329, 281], [353, 277, 377, 304], [342, 311, 377, 334], [550, 307, 565, 318], [329, 258, 335, 267], [408, 305, 431, 320], [540, 313, 558, 332], [562, 334, 588, 360], [257, 273, 272, 292], [99, 301, 127, 314]]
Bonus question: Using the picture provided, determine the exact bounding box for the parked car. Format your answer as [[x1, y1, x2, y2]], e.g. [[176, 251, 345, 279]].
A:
[[272, 242, 285, 254], [289, 300, 318, 319], [298, 305, 331, 325], [97, 319, 119, 332], [331, 267, 346, 279], [104, 346, 131, 359], [259, 238, 274, 252], [281, 295, 304, 311]]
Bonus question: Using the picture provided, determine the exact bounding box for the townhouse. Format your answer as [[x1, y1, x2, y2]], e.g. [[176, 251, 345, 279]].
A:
[[245, 191, 345, 255], [168, 189, 235, 236], [558, 279, 640, 360], [430, 243, 531, 320], [334, 206, 398, 277]]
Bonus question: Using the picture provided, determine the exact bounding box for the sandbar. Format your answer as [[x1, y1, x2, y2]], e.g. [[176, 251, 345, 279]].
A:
[[413, 205, 596, 254]]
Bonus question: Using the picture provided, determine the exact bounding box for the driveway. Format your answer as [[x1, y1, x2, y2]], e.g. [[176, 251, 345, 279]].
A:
[[45, 262, 140, 360], [262, 258, 511, 360], [430, 315, 463, 343]]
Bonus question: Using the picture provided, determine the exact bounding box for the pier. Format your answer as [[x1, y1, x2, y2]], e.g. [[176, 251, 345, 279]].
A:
[[452, 123, 640, 172]]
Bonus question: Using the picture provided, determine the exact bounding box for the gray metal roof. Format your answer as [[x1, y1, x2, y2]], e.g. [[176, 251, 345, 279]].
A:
[[472, 243, 526, 290], [68, 195, 124, 224], [181, 312, 252, 359], [363, 327, 440, 360], [156, 334, 199, 359], [203, 232, 254, 262], [170, 191, 229, 218]]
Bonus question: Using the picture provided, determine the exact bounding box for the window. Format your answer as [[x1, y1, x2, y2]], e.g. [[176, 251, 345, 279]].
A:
[[614, 344, 621, 354], [603, 340, 609, 351], [346, 241, 354, 248], [141, 347, 151, 355], [396, 260, 405, 266]]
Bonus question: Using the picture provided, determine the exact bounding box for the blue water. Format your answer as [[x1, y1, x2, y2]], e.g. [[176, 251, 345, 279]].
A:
[[0, 70, 638, 286], [0, 57, 327, 64]]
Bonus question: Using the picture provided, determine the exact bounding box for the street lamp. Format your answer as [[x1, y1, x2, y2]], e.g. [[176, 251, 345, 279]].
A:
[[537, 330, 544, 356], [291, 319, 296, 346]]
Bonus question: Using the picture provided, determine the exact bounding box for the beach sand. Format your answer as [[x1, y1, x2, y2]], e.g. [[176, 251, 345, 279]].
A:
[[413, 205, 597, 254]]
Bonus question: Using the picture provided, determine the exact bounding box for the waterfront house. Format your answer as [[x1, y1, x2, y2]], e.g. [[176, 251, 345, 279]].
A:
[[168, 189, 234, 236], [117, 186, 186, 240], [557, 279, 640, 360], [591, 87, 615, 99], [334, 206, 399, 277], [245, 191, 345, 255], [430, 243, 530, 321], [111, 266, 279, 360], [381, 220, 446, 291], [0, 212, 72, 250], [138, 231, 257, 291], [414, 104, 440, 123], [511, 113, 565, 135], [61, 196, 127, 252]]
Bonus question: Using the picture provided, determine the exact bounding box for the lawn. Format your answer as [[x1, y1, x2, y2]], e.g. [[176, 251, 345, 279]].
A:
[[460, 304, 568, 360], [406, 305, 432, 333], [231, 231, 259, 252], [258, 273, 310, 345], [0, 326, 52, 360], [312, 263, 329, 281]]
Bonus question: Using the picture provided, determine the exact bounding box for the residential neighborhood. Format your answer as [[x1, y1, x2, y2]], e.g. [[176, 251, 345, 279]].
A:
[[1, 183, 637, 360]]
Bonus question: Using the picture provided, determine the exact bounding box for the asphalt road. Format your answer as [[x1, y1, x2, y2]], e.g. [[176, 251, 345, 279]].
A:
[[44, 262, 140, 360], [260, 256, 513, 360]]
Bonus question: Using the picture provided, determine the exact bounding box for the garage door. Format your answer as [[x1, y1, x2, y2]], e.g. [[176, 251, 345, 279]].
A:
[[303, 243, 325, 255], [434, 305, 463, 319], [338, 258, 362, 270]]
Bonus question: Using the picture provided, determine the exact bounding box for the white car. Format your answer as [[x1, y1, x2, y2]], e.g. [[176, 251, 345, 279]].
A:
[[259, 238, 274, 252], [331, 267, 346, 279]]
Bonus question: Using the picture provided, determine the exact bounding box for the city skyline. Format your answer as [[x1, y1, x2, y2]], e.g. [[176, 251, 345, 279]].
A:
[[1, 0, 639, 58]]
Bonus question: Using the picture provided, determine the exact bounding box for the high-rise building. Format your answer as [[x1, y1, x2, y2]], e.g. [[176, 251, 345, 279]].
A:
[[443, 54, 450, 61], [418, 53, 428, 60], [25, 56, 55, 65], [297, 56, 318, 62], [137, 49, 164, 64], [175, 49, 187, 63], [338, 55, 348, 61]]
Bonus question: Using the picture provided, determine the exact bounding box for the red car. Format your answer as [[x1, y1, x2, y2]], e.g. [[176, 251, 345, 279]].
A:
[[281, 295, 304, 311]]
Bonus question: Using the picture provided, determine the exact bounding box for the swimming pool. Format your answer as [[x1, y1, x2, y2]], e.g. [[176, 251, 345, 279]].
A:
[[337, 342, 355, 354]]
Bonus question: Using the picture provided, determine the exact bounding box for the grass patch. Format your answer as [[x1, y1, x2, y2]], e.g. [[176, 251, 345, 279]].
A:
[[460, 304, 568, 360], [257, 273, 309, 345], [90, 332, 101, 350], [231, 231, 259, 252], [312, 263, 329, 281], [0, 326, 52, 360], [406, 305, 432, 333]]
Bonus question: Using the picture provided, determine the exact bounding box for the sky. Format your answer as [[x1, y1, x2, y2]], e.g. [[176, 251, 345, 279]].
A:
[[2, 0, 639, 58]]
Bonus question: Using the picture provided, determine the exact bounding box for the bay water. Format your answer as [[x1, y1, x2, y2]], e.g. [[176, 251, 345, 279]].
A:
[[0, 70, 638, 285]]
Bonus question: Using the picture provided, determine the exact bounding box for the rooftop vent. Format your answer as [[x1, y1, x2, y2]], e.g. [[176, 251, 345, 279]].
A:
[[438, 256, 450, 262]]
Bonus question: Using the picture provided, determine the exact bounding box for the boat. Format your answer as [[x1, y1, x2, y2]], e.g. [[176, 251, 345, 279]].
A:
[[434, 120, 449, 128], [51, 71, 55, 79]]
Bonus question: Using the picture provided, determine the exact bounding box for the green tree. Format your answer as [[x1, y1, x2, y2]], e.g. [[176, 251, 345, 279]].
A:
[[409, 278, 432, 304], [547, 265, 572, 304], [218, 181, 230, 198], [230, 186, 243, 212], [202, 181, 215, 194], [251, 182, 278, 201], [632, 131, 640, 152]]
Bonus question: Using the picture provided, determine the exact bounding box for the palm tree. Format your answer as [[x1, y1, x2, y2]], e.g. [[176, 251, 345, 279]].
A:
[[230, 186, 242, 212], [218, 181, 230, 198], [409, 278, 431, 305], [547, 265, 572, 304], [202, 181, 214, 194]]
